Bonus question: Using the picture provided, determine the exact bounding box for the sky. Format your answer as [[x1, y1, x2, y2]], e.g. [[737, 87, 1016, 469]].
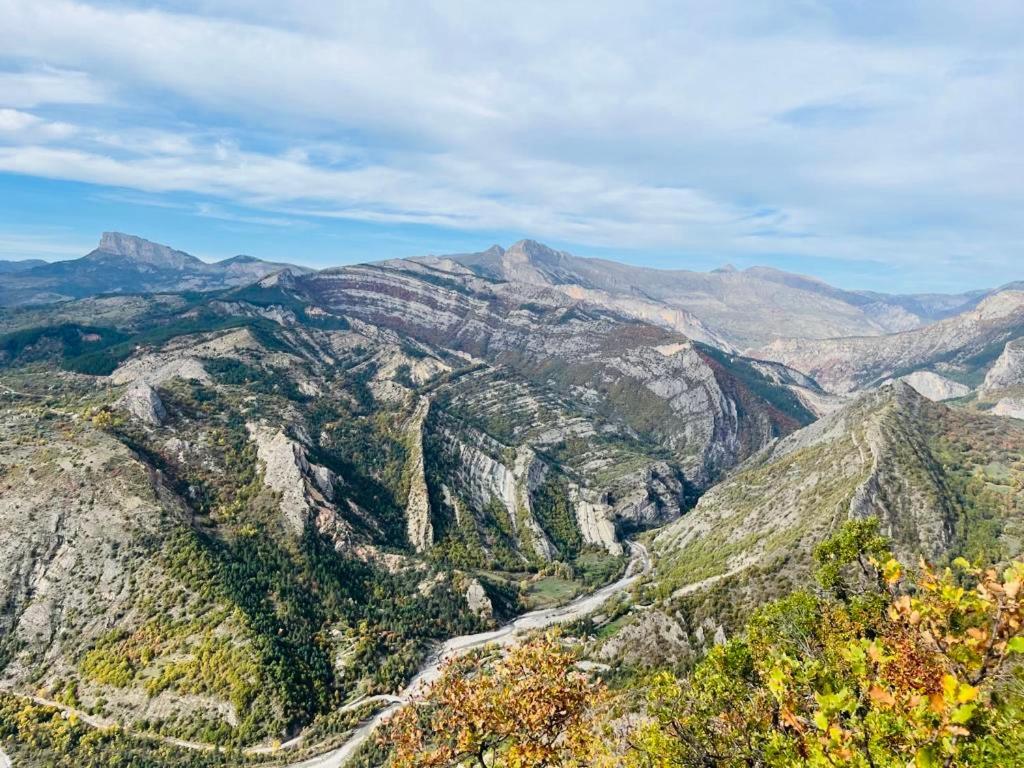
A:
[[0, 0, 1021, 293]]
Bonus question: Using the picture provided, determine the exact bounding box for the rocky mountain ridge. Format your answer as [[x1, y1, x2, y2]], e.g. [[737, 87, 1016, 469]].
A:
[[421, 239, 995, 347], [0, 244, 833, 749], [756, 290, 1024, 394], [0, 233, 309, 306], [641, 382, 1024, 629], [562, 381, 1024, 672], [5, 231, 1015, 351]]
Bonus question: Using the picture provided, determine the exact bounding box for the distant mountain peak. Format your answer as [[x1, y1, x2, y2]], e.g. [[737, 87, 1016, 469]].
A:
[[93, 232, 202, 269], [255, 269, 297, 289], [511, 238, 570, 256]]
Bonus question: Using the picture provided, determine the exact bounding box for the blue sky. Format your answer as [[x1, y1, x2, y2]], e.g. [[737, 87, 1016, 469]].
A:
[[0, 1, 1021, 293]]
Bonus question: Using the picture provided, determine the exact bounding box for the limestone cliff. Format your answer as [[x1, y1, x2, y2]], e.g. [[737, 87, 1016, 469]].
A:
[[248, 423, 352, 547], [983, 338, 1024, 391], [404, 397, 434, 552]]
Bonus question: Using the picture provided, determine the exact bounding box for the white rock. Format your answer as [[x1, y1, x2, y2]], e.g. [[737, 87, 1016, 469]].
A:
[[993, 397, 1024, 420], [464, 578, 493, 619], [404, 397, 434, 552], [898, 371, 970, 401], [118, 383, 166, 425], [983, 338, 1024, 391], [248, 424, 352, 546], [110, 354, 209, 387], [568, 485, 622, 556]]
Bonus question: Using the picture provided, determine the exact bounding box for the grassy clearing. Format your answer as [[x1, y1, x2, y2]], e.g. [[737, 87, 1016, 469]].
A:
[[522, 576, 579, 608]]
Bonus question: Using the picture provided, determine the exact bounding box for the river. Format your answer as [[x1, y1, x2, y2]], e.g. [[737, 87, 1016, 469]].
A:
[[283, 541, 649, 768]]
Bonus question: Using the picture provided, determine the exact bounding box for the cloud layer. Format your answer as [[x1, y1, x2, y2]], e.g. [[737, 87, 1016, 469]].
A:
[[0, 0, 1021, 283]]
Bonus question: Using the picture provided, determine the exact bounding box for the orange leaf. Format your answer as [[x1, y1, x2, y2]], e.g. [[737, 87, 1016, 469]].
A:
[[869, 685, 896, 707], [780, 705, 804, 733]]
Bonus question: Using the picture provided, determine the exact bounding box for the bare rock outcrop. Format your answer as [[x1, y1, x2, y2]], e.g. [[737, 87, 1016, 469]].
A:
[[463, 578, 493, 619], [569, 487, 622, 556], [117, 382, 166, 425], [993, 397, 1024, 420], [436, 423, 558, 561], [983, 338, 1024, 391], [404, 397, 434, 552], [248, 424, 351, 546], [110, 354, 209, 387], [757, 291, 1024, 394], [897, 371, 970, 401]]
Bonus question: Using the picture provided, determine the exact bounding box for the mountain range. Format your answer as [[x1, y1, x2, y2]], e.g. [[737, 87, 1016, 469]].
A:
[[0, 234, 827, 755], [417, 239, 1001, 347], [1, 231, 1023, 764], [0, 232, 309, 306], [1, 234, 1012, 346]]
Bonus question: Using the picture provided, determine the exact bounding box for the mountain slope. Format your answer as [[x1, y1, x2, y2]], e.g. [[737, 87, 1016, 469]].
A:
[[755, 290, 1024, 393], [2, 234, 1010, 349], [423, 240, 985, 347], [0, 320, 490, 749], [0, 233, 309, 306], [293, 258, 820, 486], [644, 383, 1024, 631]]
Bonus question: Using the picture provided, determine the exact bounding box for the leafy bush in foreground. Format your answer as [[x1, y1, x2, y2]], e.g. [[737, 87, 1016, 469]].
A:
[[629, 519, 1024, 768], [384, 520, 1024, 768]]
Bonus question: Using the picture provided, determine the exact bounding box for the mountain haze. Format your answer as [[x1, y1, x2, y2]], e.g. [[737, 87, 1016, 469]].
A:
[[757, 290, 1024, 393]]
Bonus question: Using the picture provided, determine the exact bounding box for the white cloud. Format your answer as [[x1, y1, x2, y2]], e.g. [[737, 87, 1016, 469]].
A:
[[0, 108, 77, 140], [0, 0, 1020, 275], [0, 66, 109, 108]]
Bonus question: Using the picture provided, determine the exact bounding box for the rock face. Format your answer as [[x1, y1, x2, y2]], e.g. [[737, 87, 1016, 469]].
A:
[[404, 397, 434, 552], [463, 578, 493, 619], [432, 419, 560, 560], [898, 371, 970, 401], [301, 260, 816, 489], [110, 354, 210, 387], [569, 488, 622, 556], [983, 338, 1024, 391], [249, 424, 351, 546], [96, 231, 203, 270], [117, 382, 166, 425], [993, 398, 1024, 419]]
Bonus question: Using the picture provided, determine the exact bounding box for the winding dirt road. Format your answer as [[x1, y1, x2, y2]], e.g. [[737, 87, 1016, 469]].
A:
[[283, 541, 650, 768]]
